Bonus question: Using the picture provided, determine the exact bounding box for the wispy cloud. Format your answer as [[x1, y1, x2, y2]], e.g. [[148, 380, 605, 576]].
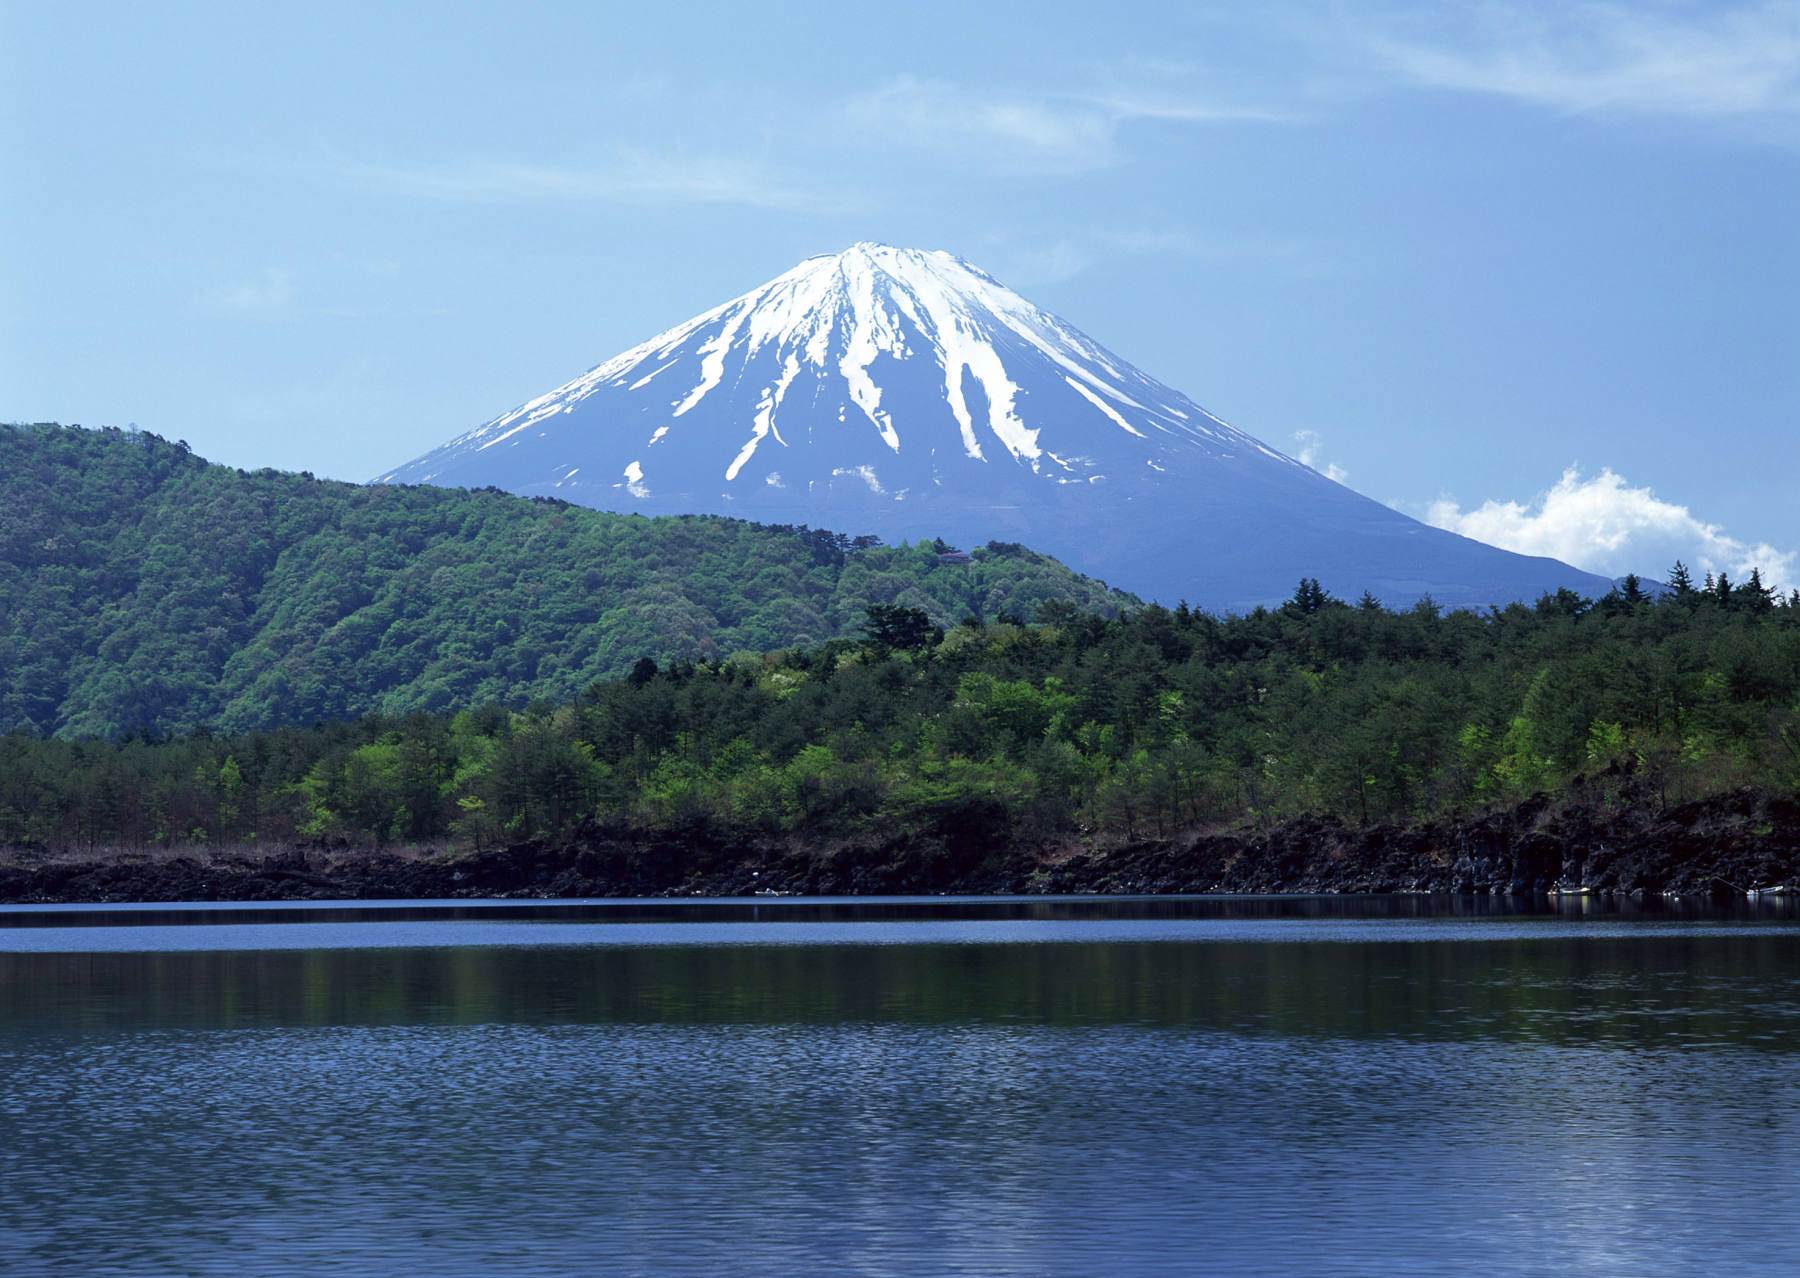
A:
[[987, 239, 1097, 287], [337, 150, 832, 212], [1095, 226, 1319, 265], [1292, 430, 1349, 483], [1363, 1, 1800, 119], [200, 267, 295, 318], [1083, 89, 1296, 126], [844, 75, 1290, 174], [983, 224, 1324, 288], [1427, 466, 1795, 589], [844, 78, 1117, 173]]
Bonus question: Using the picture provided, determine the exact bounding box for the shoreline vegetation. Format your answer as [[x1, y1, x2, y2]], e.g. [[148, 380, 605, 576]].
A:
[[5, 566, 1798, 904]]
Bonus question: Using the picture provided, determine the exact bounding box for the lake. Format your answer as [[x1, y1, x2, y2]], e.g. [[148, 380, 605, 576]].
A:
[[2, 895, 1797, 1276]]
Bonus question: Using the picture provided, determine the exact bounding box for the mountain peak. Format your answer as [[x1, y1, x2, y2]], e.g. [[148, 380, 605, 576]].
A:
[[802, 242, 930, 267], [383, 242, 1259, 483], [801, 242, 995, 290], [376, 247, 1616, 610]]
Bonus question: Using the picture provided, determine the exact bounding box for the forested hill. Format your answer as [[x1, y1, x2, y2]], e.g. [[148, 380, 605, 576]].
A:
[[0, 423, 1131, 737], [4, 576, 1798, 897]]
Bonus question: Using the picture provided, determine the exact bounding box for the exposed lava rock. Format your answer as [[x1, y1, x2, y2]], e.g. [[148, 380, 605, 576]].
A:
[[5, 785, 1796, 906]]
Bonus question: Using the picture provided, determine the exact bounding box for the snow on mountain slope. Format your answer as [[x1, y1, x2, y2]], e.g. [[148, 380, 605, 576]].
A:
[[378, 243, 1613, 610]]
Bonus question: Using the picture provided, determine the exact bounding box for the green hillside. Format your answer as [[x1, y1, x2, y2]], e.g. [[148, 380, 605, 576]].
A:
[[3, 570, 1796, 861], [0, 424, 1131, 737]]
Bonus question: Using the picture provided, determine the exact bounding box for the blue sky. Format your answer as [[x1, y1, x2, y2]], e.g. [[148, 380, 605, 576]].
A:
[[4, 1, 1796, 585]]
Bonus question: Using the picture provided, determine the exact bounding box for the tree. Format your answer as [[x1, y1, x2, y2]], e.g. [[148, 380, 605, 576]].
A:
[[862, 604, 940, 652], [1742, 568, 1775, 613], [1287, 578, 1329, 616], [1621, 574, 1645, 604], [214, 755, 244, 839], [1035, 599, 1081, 627], [1668, 561, 1694, 595]]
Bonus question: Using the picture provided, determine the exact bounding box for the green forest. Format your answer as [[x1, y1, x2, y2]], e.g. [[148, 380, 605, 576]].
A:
[[5, 573, 1798, 854], [0, 423, 1128, 737]]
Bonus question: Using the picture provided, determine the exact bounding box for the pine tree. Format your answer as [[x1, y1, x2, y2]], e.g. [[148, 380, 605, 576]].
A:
[[1715, 571, 1733, 605], [1287, 578, 1327, 615], [1743, 567, 1774, 613], [1621, 573, 1644, 604], [1667, 560, 1694, 594]]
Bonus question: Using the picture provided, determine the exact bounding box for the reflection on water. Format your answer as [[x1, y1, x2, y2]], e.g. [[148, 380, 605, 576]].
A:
[[1, 899, 1797, 1276]]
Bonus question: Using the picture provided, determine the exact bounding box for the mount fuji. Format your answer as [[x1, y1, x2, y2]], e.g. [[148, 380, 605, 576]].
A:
[[378, 243, 1612, 609]]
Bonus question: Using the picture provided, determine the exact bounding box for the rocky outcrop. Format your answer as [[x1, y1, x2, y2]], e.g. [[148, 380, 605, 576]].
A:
[[3, 787, 1797, 905]]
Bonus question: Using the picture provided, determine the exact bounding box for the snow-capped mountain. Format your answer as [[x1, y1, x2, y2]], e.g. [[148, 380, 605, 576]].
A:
[[379, 243, 1612, 609]]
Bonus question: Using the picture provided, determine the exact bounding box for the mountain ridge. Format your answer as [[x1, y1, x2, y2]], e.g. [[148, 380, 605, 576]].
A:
[[0, 423, 1129, 737]]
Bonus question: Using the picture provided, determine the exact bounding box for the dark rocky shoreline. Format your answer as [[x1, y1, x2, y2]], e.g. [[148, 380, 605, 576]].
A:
[[4, 786, 1797, 906]]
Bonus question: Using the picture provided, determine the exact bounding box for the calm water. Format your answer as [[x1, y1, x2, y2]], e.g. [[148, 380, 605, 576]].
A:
[[2, 896, 1797, 1277]]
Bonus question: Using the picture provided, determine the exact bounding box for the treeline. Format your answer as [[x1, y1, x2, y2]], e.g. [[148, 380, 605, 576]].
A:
[[5, 574, 1798, 853], [0, 423, 1128, 737]]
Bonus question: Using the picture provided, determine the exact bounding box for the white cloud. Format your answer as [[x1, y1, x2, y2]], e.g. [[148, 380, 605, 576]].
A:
[[843, 75, 1288, 175], [201, 267, 294, 317], [1364, 1, 1800, 119], [1427, 466, 1795, 590], [1292, 429, 1349, 483]]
